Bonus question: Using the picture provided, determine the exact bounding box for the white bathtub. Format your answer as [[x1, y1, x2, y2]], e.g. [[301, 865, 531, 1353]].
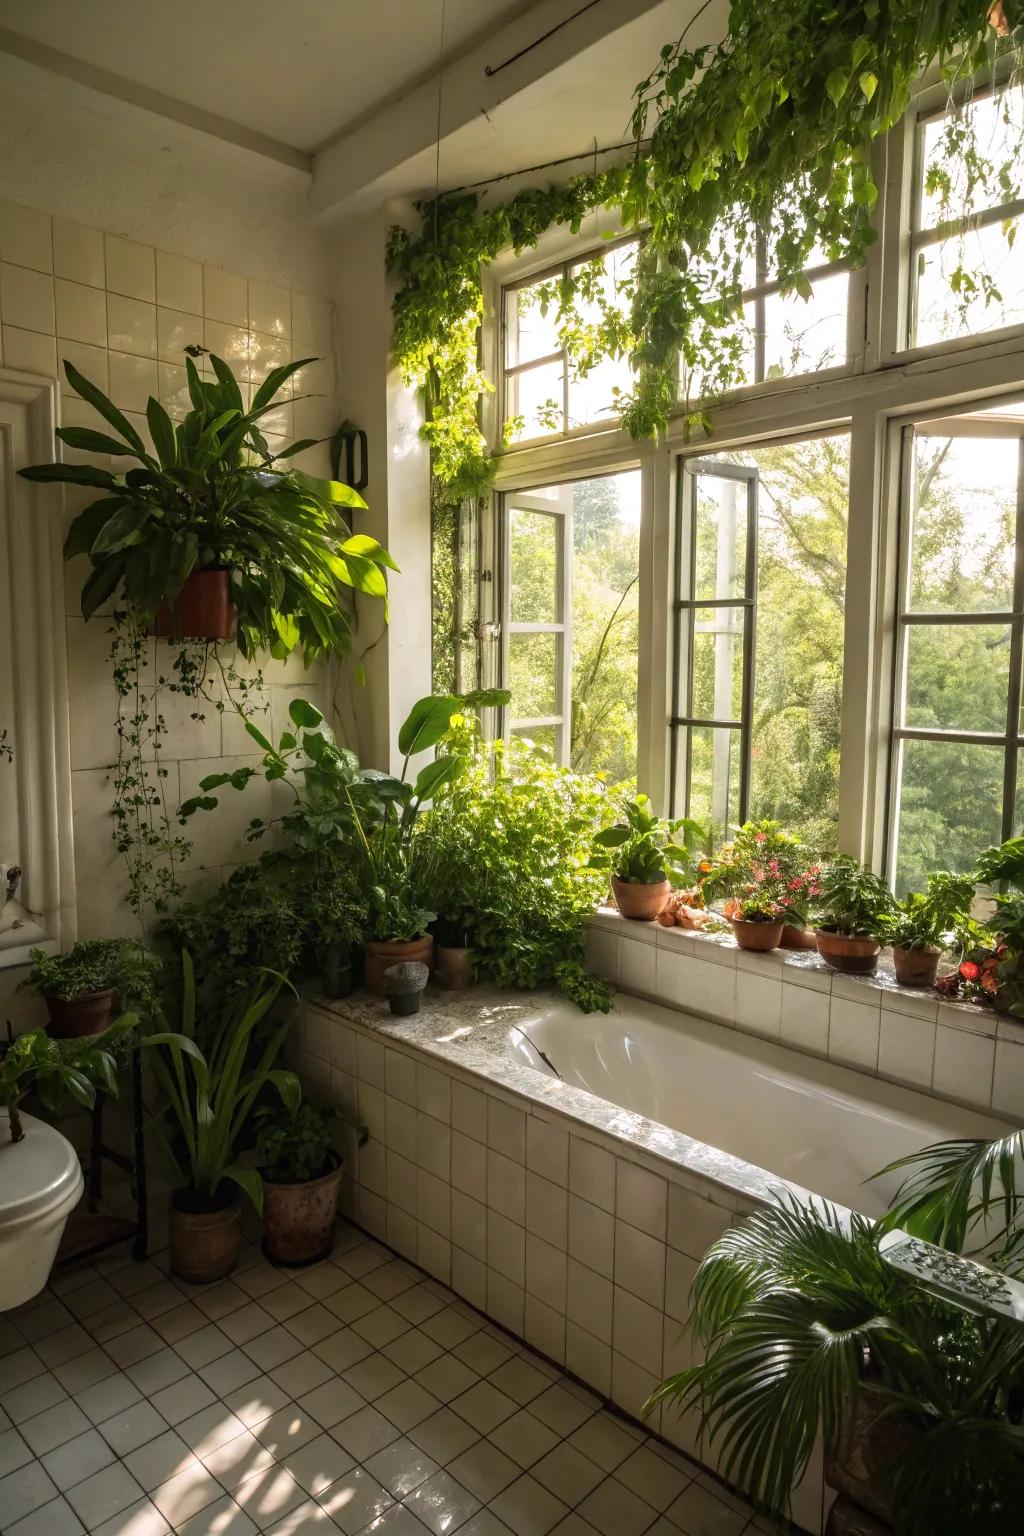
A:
[[507, 993, 1012, 1216]]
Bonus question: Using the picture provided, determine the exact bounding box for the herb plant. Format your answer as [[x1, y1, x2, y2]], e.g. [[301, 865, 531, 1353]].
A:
[[814, 855, 895, 937], [880, 871, 976, 952], [254, 1099, 335, 1183], [590, 795, 701, 885]]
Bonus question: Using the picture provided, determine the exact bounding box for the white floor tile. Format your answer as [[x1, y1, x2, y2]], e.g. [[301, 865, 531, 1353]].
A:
[[296, 1379, 366, 1431], [40, 1426, 115, 1490], [363, 1438, 440, 1499], [177, 1490, 259, 1536], [123, 1428, 196, 1492], [88, 1497, 170, 1536], [65, 1461, 144, 1529], [6, 1493, 85, 1536], [317, 1465, 395, 1532]]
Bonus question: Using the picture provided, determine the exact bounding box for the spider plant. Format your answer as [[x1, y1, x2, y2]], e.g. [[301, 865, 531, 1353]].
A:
[[144, 950, 300, 1212], [19, 353, 395, 662], [649, 1196, 1024, 1534]]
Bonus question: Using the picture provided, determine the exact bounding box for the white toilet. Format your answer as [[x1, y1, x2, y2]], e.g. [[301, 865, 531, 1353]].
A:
[[0, 1108, 84, 1310]]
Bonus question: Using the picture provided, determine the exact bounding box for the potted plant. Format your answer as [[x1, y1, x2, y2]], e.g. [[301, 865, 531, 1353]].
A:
[[814, 857, 895, 974], [145, 951, 300, 1283], [879, 872, 975, 988], [22, 938, 159, 1039], [254, 1097, 351, 1266], [699, 821, 817, 949], [590, 794, 700, 920], [1, 1025, 122, 1143], [724, 893, 786, 952], [20, 355, 394, 656]]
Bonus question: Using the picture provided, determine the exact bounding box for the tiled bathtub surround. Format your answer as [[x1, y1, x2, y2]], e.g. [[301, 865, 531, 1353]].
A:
[[586, 908, 1024, 1120], [297, 993, 825, 1534]]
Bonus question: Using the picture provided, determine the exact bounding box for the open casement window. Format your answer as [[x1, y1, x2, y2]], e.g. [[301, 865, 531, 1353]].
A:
[[888, 399, 1024, 895], [502, 486, 573, 762], [909, 76, 1024, 349], [671, 460, 757, 843]]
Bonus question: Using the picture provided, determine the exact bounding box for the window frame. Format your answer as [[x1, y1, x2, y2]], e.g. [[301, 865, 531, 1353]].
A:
[[500, 487, 574, 762]]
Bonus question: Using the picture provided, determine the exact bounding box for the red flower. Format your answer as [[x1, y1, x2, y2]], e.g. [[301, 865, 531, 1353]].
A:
[[959, 961, 980, 982], [936, 975, 960, 995], [997, 944, 1008, 959], [981, 971, 999, 994]]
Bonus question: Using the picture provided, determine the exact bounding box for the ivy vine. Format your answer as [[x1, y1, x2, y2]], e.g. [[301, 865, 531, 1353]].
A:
[[387, 0, 1023, 497]]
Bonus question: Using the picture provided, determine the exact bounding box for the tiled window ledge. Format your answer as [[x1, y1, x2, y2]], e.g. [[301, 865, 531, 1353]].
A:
[[586, 907, 1024, 1120]]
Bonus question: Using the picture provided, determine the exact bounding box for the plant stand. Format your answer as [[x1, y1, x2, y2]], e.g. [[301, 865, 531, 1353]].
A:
[[57, 1040, 148, 1265]]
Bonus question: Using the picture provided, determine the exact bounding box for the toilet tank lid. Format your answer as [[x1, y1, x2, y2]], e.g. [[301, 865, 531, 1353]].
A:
[[0, 1109, 83, 1232]]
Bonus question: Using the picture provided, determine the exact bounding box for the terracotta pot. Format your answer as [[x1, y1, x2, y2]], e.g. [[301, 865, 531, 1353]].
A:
[[263, 1155, 345, 1267], [781, 923, 818, 950], [154, 569, 236, 641], [169, 1191, 241, 1283], [612, 875, 670, 921], [730, 917, 784, 952], [825, 1384, 916, 1531], [364, 935, 433, 996], [435, 944, 474, 990], [893, 945, 941, 988], [45, 988, 115, 1039], [816, 929, 881, 975]]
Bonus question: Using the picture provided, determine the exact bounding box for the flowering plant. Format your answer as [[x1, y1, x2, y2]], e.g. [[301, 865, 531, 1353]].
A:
[[700, 820, 820, 925]]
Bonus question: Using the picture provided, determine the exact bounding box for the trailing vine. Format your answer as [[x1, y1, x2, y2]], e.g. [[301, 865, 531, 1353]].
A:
[[388, 0, 1023, 496]]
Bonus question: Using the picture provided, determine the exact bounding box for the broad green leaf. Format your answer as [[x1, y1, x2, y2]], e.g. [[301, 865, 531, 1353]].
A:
[[342, 533, 400, 571], [251, 357, 316, 414], [825, 68, 849, 107], [859, 70, 878, 102], [289, 698, 324, 729], [244, 720, 274, 753], [146, 397, 178, 468], [62, 360, 147, 454], [63, 499, 125, 559], [221, 1163, 264, 1213], [412, 755, 462, 804], [19, 462, 117, 487], [81, 558, 125, 618], [92, 505, 151, 554], [56, 426, 139, 456], [397, 694, 461, 758]]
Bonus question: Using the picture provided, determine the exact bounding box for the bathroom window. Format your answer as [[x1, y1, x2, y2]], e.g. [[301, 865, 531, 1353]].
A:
[[671, 432, 850, 848], [888, 400, 1024, 894], [502, 470, 640, 782]]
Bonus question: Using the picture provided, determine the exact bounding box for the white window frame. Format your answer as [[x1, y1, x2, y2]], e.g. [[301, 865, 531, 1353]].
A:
[[500, 486, 574, 761]]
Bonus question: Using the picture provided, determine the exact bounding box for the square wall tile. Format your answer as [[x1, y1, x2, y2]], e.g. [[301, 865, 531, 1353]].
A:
[[108, 352, 158, 413], [452, 1083, 487, 1144], [488, 1100, 526, 1163], [618, 937, 656, 996], [0, 201, 52, 272], [487, 1150, 525, 1225], [53, 220, 105, 288], [735, 973, 782, 1039], [107, 294, 157, 358], [828, 996, 880, 1072], [614, 1221, 665, 1311], [932, 1024, 995, 1106], [780, 983, 829, 1056], [416, 1065, 451, 1125], [58, 339, 108, 394], [567, 1196, 613, 1281], [569, 1137, 614, 1214], [157, 307, 203, 364], [2, 325, 56, 377], [992, 1038, 1024, 1115], [2, 263, 55, 334], [615, 1162, 667, 1240], [156, 251, 203, 315], [877, 1010, 935, 1090], [105, 236, 155, 303], [525, 1173, 567, 1251], [204, 267, 247, 327], [249, 280, 290, 338], [526, 1118, 568, 1188]]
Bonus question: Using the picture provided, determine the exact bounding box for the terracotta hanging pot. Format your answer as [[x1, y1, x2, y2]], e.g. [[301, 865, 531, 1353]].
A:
[[262, 1155, 345, 1267], [611, 876, 670, 921], [364, 936, 433, 996], [154, 569, 236, 641], [730, 917, 784, 952], [892, 945, 941, 988], [816, 929, 881, 975], [45, 988, 116, 1040], [169, 1189, 241, 1283]]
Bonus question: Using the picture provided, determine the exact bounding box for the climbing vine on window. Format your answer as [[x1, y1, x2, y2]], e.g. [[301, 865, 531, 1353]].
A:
[[387, 0, 1023, 497]]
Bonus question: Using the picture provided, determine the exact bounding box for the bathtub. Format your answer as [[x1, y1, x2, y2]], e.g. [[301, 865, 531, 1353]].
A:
[[507, 992, 1012, 1217]]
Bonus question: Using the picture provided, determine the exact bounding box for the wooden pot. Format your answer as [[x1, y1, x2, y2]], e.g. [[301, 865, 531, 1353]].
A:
[[154, 569, 236, 641], [816, 929, 881, 975], [612, 876, 670, 921], [263, 1155, 345, 1267], [435, 944, 474, 990], [730, 917, 784, 952], [169, 1191, 241, 1283], [893, 945, 941, 988], [45, 988, 115, 1040], [364, 936, 433, 996], [781, 923, 818, 950]]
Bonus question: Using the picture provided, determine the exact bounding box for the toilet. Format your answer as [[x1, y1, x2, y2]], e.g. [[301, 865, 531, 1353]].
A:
[[0, 1109, 84, 1310]]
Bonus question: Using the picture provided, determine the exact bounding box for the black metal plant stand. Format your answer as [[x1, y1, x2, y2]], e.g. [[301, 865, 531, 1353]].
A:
[[58, 1040, 148, 1265]]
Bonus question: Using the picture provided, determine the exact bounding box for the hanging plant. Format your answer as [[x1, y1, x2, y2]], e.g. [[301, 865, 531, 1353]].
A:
[[388, 0, 1023, 494]]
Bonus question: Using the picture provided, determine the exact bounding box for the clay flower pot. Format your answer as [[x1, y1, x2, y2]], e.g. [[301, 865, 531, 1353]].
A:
[[731, 917, 784, 952], [154, 569, 236, 641], [263, 1155, 345, 1267], [169, 1190, 241, 1283], [612, 876, 670, 921], [780, 924, 818, 950], [435, 944, 474, 990], [364, 936, 433, 996], [816, 929, 881, 975], [893, 945, 941, 988], [45, 988, 115, 1040]]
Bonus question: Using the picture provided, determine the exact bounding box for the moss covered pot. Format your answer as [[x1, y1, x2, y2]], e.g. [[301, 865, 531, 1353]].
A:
[[262, 1153, 345, 1267]]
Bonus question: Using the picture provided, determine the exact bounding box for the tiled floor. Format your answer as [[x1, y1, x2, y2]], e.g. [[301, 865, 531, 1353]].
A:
[[0, 1226, 769, 1536]]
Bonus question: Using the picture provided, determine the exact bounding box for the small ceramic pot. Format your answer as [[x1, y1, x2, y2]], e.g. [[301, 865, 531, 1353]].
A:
[[169, 1191, 241, 1283], [435, 944, 474, 990], [893, 945, 941, 988], [384, 961, 429, 1016], [364, 936, 433, 995], [612, 876, 670, 921], [45, 988, 116, 1040], [262, 1155, 345, 1267], [815, 929, 881, 975], [731, 917, 784, 952], [780, 924, 818, 950], [154, 569, 236, 641]]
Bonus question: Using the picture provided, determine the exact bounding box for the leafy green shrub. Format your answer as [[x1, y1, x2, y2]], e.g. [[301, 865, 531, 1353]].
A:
[[880, 871, 975, 952], [24, 938, 160, 1012], [590, 795, 700, 885], [0, 1027, 123, 1142], [255, 1099, 334, 1183], [815, 855, 895, 938]]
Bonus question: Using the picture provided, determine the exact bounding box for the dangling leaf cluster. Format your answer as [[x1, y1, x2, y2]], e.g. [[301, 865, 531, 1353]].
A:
[[388, 0, 1023, 495]]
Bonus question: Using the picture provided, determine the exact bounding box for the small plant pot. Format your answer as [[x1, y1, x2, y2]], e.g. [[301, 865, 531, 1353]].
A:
[[780, 924, 818, 950], [262, 1154, 345, 1267], [815, 929, 881, 975], [385, 961, 429, 1017], [893, 945, 941, 989], [364, 936, 433, 996], [169, 1189, 241, 1283], [730, 917, 784, 952], [154, 569, 236, 641], [45, 987, 116, 1040], [319, 945, 353, 1000], [611, 876, 670, 922], [435, 944, 474, 990]]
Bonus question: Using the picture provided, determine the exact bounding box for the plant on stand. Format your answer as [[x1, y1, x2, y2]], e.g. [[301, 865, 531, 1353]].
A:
[[880, 872, 976, 988], [255, 1097, 359, 1266], [590, 794, 701, 920], [1, 1026, 122, 1143], [22, 938, 160, 1039], [814, 856, 895, 975]]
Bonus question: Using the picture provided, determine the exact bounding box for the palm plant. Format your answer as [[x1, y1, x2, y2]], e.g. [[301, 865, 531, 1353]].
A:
[[650, 1197, 1024, 1535], [19, 354, 395, 662], [144, 951, 300, 1212]]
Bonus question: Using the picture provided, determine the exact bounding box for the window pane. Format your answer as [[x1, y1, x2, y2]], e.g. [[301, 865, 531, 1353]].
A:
[[907, 432, 1019, 612], [690, 618, 744, 721], [903, 623, 1011, 733], [568, 352, 632, 428], [893, 738, 1004, 896], [685, 725, 742, 847], [692, 473, 749, 601], [505, 281, 560, 367], [763, 272, 849, 379], [919, 84, 1024, 228], [508, 632, 558, 719], [512, 724, 557, 757], [913, 217, 1024, 347], [505, 361, 564, 441], [508, 509, 558, 623]]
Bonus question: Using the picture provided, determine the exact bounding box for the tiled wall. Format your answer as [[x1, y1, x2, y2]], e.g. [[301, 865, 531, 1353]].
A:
[[296, 1001, 826, 1534], [0, 196, 338, 945], [585, 909, 1024, 1121]]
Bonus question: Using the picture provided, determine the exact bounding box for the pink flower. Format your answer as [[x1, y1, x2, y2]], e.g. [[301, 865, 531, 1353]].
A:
[[755, 832, 766, 843], [768, 858, 780, 876]]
